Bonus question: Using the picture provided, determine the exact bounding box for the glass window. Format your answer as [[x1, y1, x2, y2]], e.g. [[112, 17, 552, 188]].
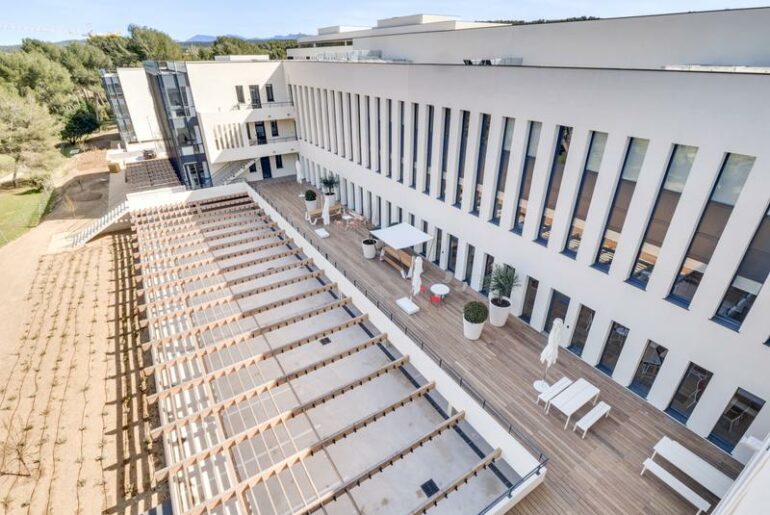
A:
[[270, 121, 279, 137], [597, 322, 629, 375], [629, 341, 668, 398], [420, 220, 429, 257], [398, 100, 404, 181], [667, 363, 713, 424], [669, 154, 754, 307], [275, 155, 283, 169], [454, 110, 470, 207], [708, 388, 765, 452], [439, 108, 451, 199], [266, 84, 274, 102], [520, 277, 539, 324], [564, 132, 607, 257], [235, 85, 245, 104], [595, 138, 649, 271], [714, 202, 770, 329], [513, 121, 542, 234], [387, 99, 393, 175], [545, 290, 570, 334], [481, 254, 494, 296], [411, 102, 419, 188], [433, 228, 443, 265], [425, 105, 434, 194], [629, 144, 697, 288], [490, 117, 514, 224], [447, 234, 459, 272], [464, 244, 475, 285], [366, 96, 372, 169], [471, 113, 491, 215], [375, 97, 381, 172], [357, 94, 363, 165], [537, 126, 572, 243], [248, 85, 261, 107], [568, 305, 594, 356]]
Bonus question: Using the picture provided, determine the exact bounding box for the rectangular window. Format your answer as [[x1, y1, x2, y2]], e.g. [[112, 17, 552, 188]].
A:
[[410, 103, 419, 188], [568, 305, 594, 356], [235, 85, 245, 104], [667, 363, 713, 424], [629, 341, 667, 398], [249, 85, 261, 108], [420, 220, 429, 256], [564, 131, 607, 257], [447, 235, 459, 272], [471, 113, 491, 215], [275, 155, 283, 169], [365, 95, 371, 169], [708, 388, 765, 452], [433, 228, 443, 265], [537, 125, 573, 243], [714, 202, 770, 329], [595, 138, 649, 271], [439, 108, 451, 199], [491, 117, 514, 224], [454, 110, 470, 207], [513, 121, 541, 234], [629, 144, 697, 288], [330, 91, 338, 154], [376, 98, 381, 172], [597, 322, 629, 376], [387, 99, 393, 176], [480, 254, 494, 296], [398, 100, 404, 182], [520, 277, 539, 324], [424, 105, 434, 194], [266, 84, 274, 102], [355, 94, 362, 165], [347, 93, 354, 162], [464, 244, 475, 285], [545, 290, 570, 334], [669, 153, 754, 307], [270, 121, 279, 137]]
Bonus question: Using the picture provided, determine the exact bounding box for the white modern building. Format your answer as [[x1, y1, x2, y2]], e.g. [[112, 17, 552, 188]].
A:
[[104, 5, 770, 490]]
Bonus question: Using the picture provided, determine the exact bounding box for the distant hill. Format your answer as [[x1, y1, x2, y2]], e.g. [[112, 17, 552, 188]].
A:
[[185, 35, 217, 43], [182, 33, 307, 45]]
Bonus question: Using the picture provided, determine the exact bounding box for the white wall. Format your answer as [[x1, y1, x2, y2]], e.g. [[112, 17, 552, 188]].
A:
[[116, 67, 162, 143], [186, 61, 290, 113], [285, 59, 770, 460]]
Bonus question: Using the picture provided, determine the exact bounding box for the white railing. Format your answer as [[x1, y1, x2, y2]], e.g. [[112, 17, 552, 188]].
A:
[[212, 159, 255, 186], [70, 200, 129, 248]]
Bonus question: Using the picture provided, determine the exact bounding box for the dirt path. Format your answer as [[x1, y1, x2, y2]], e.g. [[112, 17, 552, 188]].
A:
[[0, 148, 166, 514]]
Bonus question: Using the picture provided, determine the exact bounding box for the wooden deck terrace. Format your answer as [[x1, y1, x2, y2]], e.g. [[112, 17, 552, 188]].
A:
[[252, 178, 744, 515]]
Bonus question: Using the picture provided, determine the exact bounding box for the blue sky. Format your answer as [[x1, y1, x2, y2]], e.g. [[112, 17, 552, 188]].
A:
[[1, 0, 766, 45]]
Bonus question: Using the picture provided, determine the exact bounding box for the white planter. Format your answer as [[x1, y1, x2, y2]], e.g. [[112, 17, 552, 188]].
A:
[[488, 297, 511, 327], [305, 199, 317, 211], [463, 318, 485, 340], [362, 240, 377, 259]]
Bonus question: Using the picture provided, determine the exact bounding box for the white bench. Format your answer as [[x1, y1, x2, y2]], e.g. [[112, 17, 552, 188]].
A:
[[653, 436, 733, 498], [573, 401, 611, 438], [396, 297, 420, 315], [536, 377, 573, 410], [641, 458, 710, 514], [314, 228, 330, 239]]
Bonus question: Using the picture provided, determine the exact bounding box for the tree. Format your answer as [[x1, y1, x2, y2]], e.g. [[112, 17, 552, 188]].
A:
[[0, 85, 61, 186], [61, 102, 100, 144], [86, 34, 138, 67], [128, 25, 183, 61], [0, 51, 77, 116], [210, 37, 297, 60]]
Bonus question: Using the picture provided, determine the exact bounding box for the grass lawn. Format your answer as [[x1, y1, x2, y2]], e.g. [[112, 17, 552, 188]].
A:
[[0, 186, 54, 246]]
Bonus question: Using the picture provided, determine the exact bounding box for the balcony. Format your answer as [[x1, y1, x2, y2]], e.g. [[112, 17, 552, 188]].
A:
[[207, 135, 299, 164], [232, 100, 294, 111]]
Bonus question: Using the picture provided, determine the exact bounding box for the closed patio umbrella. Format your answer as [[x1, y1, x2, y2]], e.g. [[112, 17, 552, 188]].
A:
[[295, 160, 304, 183], [534, 318, 563, 393], [322, 194, 331, 226], [410, 257, 424, 299]]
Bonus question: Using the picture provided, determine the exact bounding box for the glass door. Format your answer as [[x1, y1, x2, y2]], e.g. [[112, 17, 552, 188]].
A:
[[597, 322, 629, 375], [667, 363, 713, 424]]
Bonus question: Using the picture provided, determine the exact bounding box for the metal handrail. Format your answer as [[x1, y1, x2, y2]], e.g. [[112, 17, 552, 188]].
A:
[[252, 186, 550, 484], [232, 100, 294, 111]]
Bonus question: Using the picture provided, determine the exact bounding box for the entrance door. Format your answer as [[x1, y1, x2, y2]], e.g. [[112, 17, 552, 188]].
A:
[[260, 157, 272, 179]]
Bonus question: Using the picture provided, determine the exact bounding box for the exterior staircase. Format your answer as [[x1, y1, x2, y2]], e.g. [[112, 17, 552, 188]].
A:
[[212, 159, 255, 186], [70, 201, 129, 249]]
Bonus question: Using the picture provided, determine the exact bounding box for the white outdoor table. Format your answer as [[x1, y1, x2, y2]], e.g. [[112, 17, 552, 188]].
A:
[[653, 436, 733, 498], [430, 283, 450, 297], [549, 378, 600, 429]]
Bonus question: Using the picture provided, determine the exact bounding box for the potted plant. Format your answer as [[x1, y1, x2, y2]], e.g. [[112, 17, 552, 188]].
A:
[[304, 189, 317, 211], [484, 265, 520, 327], [361, 237, 377, 259], [463, 301, 488, 340], [320, 176, 339, 198]]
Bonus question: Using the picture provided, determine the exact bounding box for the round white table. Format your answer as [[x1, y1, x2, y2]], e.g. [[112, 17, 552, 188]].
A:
[[430, 283, 450, 298]]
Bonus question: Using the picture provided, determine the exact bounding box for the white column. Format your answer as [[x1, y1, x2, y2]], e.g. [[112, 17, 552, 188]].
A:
[[499, 119, 529, 230], [478, 115, 504, 221], [610, 332, 648, 386], [522, 122, 560, 241]]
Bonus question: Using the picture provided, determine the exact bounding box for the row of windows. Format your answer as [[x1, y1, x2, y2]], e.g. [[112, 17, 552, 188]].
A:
[[301, 154, 764, 454], [234, 83, 275, 107], [291, 83, 767, 333]]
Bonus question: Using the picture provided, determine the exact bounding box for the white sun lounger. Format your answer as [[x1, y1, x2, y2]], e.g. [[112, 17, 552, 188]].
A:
[[536, 377, 573, 410], [573, 401, 611, 438]]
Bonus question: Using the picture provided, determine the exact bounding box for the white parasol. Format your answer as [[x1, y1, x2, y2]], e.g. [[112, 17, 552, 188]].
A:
[[410, 257, 424, 299], [534, 318, 564, 393]]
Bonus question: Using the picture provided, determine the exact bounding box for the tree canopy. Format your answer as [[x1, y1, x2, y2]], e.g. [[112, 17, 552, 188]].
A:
[[210, 36, 296, 60], [61, 102, 100, 144], [0, 51, 78, 115], [127, 25, 183, 61]]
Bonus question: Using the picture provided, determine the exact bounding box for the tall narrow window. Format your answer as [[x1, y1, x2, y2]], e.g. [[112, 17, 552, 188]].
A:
[[708, 389, 765, 452], [420, 220, 429, 256], [347, 93, 354, 162], [270, 121, 279, 137], [480, 254, 494, 296], [454, 110, 470, 207], [714, 202, 770, 330], [439, 108, 451, 199], [235, 85, 245, 104], [365, 96, 371, 169], [376, 98, 381, 172], [629, 144, 697, 288], [433, 228, 443, 265], [410, 103, 419, 188], [356, 94, 362, 165], [249, 85, 261, 108], [447, 235, 459, 272], [490, 117, 514, 224], [424, 105, 434, 194], [544, 290, 570, 334], [568, 305, 594, 356], [266, 84, 274, 102], [464, 244, 475, 285], [387, 99, 393, 176], [595, 138, 648, 271], [537, 125, 573, 243], [667, 363, 713, 424], [669, 153, 754, 307], [398, 101, 404, 182], [520, 277, 539, 324], [597, 322, 629, 376], [564, 131, 607, 257], [513, 121, 541, 234], [629, 341, 667, 398], [275, 155, 283, 169], [471, 113, 491, 215], [330, 91, 338, 154]]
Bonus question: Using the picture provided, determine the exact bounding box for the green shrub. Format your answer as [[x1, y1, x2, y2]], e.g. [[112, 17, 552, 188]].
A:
[[304, 189, 317, 201], [464, 301, 488, 324], [320, 175, 339, 194]]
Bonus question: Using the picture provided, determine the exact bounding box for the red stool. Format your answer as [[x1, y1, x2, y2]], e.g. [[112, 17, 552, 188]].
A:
[[429, 295, 442, 305]]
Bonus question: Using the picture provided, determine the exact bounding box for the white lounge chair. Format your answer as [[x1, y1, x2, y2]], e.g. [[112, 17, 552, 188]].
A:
[[641, 459, 710, 514], [396, 297, 420, 315], [573, 401, 611, 438], [536, 377, 573, 409]]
